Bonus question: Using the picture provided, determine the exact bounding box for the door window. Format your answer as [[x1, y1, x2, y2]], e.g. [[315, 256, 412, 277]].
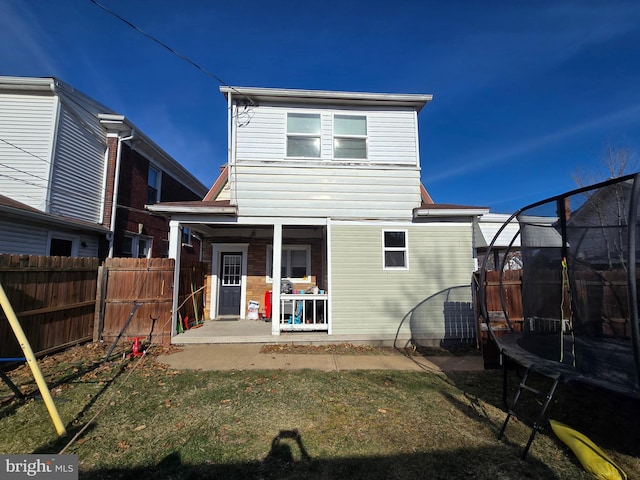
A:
[[222, 254, 242, 286]]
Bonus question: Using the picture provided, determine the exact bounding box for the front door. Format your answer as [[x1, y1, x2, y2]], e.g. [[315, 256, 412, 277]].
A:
[[219, 253, 242, 315]]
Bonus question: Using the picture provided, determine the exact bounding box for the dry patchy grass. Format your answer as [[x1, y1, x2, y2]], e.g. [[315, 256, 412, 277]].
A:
[[0, 342, 637, 479]]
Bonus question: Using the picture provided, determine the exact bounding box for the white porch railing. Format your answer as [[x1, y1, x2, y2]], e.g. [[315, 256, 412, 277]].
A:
[[279, 294, 328, 331]]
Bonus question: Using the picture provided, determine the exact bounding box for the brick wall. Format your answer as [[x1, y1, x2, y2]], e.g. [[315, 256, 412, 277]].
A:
[[201, 235, 325, 318], [113, 143, 202, 261]]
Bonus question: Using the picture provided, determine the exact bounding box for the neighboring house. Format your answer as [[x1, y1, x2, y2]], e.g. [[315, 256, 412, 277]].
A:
[[149, 86, 489, 345], [474, 213, 522, 271], [0, 76, 208, 260]]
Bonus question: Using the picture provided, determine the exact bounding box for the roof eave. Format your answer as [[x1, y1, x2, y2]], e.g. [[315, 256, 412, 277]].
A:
[[414, 207, 490, 218], [220, 86, 433, 112], [0, 204, 110, 234], [146, 204, 238, 215]]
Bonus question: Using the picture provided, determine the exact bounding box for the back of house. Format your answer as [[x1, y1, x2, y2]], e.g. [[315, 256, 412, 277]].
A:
[[150, 85, 489, 345]]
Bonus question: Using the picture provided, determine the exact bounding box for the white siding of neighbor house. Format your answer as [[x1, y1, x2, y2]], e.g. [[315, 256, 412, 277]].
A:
[[48, 103, 106, 223], [234, 103, 419, 165], [329, 223, 477, 341], [0, 218, 100, 257], [0, 93, 57, 211], [0, 219, 48, 255], [232, 164, 421, 219]]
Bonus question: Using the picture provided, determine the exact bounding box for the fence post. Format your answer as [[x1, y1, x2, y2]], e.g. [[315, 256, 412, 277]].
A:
[[93, 264, 107, 342]]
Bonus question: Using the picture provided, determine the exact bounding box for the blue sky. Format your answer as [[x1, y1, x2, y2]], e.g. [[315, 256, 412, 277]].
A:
[[2, 0, 640, 213]]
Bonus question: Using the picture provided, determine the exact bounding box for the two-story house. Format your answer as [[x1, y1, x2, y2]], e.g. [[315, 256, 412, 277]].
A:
[[0, 76, 208, 260], [149, 86, 489, 345]]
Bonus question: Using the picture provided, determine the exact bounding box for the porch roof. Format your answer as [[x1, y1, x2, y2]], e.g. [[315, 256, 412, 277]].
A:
[[146, 200, 237, 215], [414, 203, 489, 218]]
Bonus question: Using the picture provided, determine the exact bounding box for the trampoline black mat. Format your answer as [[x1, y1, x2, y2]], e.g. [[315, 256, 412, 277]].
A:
[[499, 332, 640, 399]]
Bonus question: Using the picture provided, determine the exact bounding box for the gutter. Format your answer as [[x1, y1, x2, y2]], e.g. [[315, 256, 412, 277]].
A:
[[146, 204, 238, 215], [414, 208, 490, 218]]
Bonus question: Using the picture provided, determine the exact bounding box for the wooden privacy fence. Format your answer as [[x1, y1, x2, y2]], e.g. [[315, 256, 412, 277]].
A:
[[0, 254, 98, 358], [474, 269, 523, 367], [95, 258, 175, 345], [95, 258, 207, 345]]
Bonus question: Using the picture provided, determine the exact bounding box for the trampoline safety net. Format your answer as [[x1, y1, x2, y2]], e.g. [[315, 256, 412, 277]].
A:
[[482, 173, 640, 397]]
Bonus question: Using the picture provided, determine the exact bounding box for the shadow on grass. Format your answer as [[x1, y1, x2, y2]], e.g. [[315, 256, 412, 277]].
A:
[[28, 361, 130, 455], [0, 353, 128, 428], [444, 365, 640, 460], [79, 440, 560, 480]]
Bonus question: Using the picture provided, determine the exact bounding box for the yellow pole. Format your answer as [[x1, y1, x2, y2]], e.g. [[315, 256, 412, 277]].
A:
[[0, 281, 67, 436]]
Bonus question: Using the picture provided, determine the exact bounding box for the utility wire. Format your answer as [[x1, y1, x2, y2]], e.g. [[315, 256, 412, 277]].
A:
[[88, 0, 255, 107], [89, 0, 229, 87]]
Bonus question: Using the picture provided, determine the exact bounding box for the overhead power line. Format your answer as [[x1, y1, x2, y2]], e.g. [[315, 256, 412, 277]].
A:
[[89, 0, 229, 87]]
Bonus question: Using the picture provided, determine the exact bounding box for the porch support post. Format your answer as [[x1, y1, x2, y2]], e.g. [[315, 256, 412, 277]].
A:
[[271, 223, 282, 335], [168, 220, 182, 339]]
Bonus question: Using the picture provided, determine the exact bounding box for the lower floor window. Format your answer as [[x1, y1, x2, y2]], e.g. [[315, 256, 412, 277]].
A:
[[49, 237, 75, 256], [122, 234, 152, 258], [383, 230, 408, 269], [267, 245, 311, 281]]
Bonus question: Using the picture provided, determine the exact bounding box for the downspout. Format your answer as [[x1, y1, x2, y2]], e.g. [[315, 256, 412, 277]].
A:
[[107, 131, 134, 257], [46, 80, 61, 214], [228, 92, 238, 206]]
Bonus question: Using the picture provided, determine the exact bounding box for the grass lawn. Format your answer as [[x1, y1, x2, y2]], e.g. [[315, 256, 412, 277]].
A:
[[0, 342, 638, 479]]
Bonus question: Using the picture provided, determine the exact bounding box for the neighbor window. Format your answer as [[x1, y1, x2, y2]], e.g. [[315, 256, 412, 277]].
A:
[[147, 165, 161, 204], [383, 230, 408, 269], [287, 113, 321, 158], [181, 227, 192, 246], [267, 245, 311, 281], [49, 236, 75, 257], [122, 234, 152, 258], [334, 115, 367, 159]]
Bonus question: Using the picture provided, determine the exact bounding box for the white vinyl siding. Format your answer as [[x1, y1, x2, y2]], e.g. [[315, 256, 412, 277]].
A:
[[0, 220, 49, 255], [235, 106, 286, 160], [48, 104, 106, 223], [0, 218, 99, 257], [329, 223, 477, 341], [233, 164, 420, 219], [0, 93, 57, 211], [234, 104, 418, 165]]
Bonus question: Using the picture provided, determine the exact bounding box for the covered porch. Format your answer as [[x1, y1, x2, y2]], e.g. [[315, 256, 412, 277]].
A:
[[172, 317, 329, 344], [154, 202, 332, 342], [171, 317, 411, 347]]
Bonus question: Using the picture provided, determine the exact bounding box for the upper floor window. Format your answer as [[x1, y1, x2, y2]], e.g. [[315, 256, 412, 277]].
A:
[[147, 166, 161, 204], [383, 230, 408, 269], [287, 113, 321, 158], [334, 115, 367, 159]]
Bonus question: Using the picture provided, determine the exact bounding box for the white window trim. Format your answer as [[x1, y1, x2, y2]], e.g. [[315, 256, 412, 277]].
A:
[[266, 245, 312, 283], [382, 229, 409, 270], [285, 113, 321, 159], [147, 164, 162, 204], [181, 227, 192, 247], [124, 232, 153, 259], [47, 231, 79, 257], [333, 113, 368, 160]]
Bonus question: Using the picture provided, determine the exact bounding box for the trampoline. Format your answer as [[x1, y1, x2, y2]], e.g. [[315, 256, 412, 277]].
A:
[[479, 173, 640, 456]]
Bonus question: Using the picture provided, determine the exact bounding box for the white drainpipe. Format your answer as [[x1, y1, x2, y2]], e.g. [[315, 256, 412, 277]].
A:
[[107, 130, 134, 257]]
